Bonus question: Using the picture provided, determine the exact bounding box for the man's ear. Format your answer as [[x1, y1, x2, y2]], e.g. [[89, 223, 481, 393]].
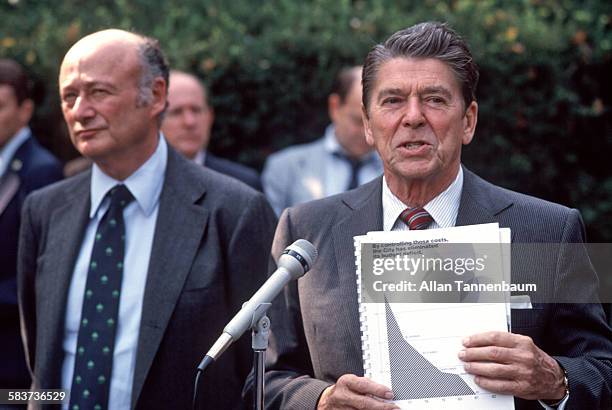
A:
[[362, 103, 375, 147], [150, 77, 167, 118], [328, 93, 340, 122], [462, 101, 478, 145], [18, 99, 34, 125]]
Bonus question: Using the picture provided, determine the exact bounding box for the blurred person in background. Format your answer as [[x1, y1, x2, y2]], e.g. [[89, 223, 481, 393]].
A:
[[262, 66, 382, 216], [162, 70, 262, 190], [0, 58, 63, 390]]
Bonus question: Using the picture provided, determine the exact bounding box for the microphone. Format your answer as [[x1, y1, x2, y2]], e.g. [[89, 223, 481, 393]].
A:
[[197, 239, 318, 371]]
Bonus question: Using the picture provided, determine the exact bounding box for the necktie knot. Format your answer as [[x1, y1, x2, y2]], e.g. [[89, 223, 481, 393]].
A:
[[400, 207, 433, 230], [108, 184, 134, 211]]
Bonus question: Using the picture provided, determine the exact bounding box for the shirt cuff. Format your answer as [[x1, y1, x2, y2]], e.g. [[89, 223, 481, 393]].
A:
[[538, 392, 569, 410]]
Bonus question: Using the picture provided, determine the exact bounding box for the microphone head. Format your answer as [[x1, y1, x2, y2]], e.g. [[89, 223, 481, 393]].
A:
[[279, 239, 318, 280]]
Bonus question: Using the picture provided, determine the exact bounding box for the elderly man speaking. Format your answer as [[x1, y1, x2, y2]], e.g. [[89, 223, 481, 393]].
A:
[[254, 22, 612, 410]]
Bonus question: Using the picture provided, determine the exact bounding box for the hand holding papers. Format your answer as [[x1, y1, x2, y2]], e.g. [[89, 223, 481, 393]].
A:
[[355, 223, 515, 410]]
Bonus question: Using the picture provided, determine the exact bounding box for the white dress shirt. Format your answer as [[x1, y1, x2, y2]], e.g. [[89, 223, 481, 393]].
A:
[[62, 136, 168, 410], [382, 166, 463, 232], [322, 125, 382, 196]]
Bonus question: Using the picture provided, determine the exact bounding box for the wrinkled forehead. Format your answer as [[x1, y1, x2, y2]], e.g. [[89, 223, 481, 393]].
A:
[[59, 32, 141, 87]]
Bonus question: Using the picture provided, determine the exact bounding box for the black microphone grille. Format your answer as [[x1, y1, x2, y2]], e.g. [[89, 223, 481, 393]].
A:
[[283, 239, 318, 272]]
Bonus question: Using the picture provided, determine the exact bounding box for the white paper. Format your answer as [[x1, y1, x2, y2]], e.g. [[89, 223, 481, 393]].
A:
[[355, 224, 514, 410]]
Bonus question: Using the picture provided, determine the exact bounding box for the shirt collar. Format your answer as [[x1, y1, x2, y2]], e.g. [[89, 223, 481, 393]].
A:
[[193, 149, 206, 166], [90, 134, 168, 218], [323, 124, 378, 163], [382, 166, 463, 231], [0, 127, 31, 176]]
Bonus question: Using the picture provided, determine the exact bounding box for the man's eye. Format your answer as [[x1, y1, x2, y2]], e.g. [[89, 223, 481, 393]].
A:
[[382, 97, 402, 105], [62, 93, 77, 104], [426, 96, 446, 104], [92, 89, 109, 96]]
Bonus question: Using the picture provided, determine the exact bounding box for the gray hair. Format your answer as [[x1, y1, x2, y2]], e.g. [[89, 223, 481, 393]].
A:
[[136, 36, 169, 119], [362, 21, 479, 113]]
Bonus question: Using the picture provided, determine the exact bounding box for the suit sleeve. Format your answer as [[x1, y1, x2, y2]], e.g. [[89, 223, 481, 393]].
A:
[[17, 194, 39, 380], [226, 193, 278, 388], [545, 209, 612, 409], [262, 156, 290, 217], [249, 208, 331, 409]]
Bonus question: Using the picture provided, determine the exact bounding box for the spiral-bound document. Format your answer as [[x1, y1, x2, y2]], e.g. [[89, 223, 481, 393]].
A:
[[355, 224, 515, 410]]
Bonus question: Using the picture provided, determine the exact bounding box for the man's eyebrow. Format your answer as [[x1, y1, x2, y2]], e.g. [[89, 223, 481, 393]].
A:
[[420, 86, 452, 99], [376, 88, 405, 100], [60, 80, 118, 93], [85, 80, 117, 90]]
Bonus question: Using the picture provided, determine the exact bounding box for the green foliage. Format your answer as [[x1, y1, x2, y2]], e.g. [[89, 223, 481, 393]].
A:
[[1, 0, 611, 239]]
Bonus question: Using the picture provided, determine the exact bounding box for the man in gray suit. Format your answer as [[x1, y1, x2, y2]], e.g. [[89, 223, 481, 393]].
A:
[[255, 22, 612, 409], [18, 29, 276, 409], [262, 66, 383, 216]]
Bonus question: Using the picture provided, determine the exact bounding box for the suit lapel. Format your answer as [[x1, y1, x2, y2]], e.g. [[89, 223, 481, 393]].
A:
[[456, 167, 514, 239], [0, 172, 20, 215], [38, 175, 90, 387], [131, 150, 209, 406], [331, 178, 383, 369], [0, 136, 32, 216]]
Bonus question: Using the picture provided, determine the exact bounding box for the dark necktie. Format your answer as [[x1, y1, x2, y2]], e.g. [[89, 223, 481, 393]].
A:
[[399, 207, 433, 230], [334, 152, 364, 191], [69, 185, 134, 410]]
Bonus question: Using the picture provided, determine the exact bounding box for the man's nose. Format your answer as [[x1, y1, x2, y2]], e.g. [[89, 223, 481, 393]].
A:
[[72, 95, 95, 122], [182, 110, 197, 126], [401, 98, 426, 129]]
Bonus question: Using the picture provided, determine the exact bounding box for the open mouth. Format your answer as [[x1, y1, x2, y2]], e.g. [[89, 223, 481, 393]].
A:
[[402, 142, 427, 150]]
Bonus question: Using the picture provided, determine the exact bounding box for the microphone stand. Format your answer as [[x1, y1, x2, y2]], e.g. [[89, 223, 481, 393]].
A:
[[250, 303, 271, 410]]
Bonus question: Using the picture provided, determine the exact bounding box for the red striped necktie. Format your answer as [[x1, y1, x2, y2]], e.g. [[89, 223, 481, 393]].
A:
[[399, 207, 433, 230]]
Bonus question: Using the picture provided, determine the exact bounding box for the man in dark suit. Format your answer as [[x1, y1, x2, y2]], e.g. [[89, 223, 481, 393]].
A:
[[0, 59, 63, 390], [18, 29, 276, 409], [161, 70, 262, 191], [254, 22, 612, 409]]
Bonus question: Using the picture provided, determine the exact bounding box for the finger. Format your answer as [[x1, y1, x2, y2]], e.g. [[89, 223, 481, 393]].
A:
[[462, 331, 520, 348], [343, 394, 400, 410], [458, 345, 515, 363], [472, 375, 525, 396], [341, 375, 394, 400], [463, 361, 517, 379]]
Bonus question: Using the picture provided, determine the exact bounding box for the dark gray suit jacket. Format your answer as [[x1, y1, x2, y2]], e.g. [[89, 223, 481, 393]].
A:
[[18, 147, 277, 409], [258, 168, 612, 409], [205, 152, 262, 192]]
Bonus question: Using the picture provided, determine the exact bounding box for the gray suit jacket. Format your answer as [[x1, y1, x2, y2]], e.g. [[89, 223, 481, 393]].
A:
[[258, 168, 612, 409], [262, 137, 330, 216], [18, 147, 277, 409], [262, 134, 383, 216]]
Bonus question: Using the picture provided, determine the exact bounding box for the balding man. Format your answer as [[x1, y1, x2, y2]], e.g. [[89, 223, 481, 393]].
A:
[[18, 29, 276, 410], [162, 70, 262, 190]]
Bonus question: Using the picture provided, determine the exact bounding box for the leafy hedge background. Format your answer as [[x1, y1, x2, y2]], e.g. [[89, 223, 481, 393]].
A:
[[1, 0, 611, 241]]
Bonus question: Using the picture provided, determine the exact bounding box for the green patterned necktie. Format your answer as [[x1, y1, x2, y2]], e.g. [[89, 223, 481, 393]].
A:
[[69, 184, 134, 410]]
